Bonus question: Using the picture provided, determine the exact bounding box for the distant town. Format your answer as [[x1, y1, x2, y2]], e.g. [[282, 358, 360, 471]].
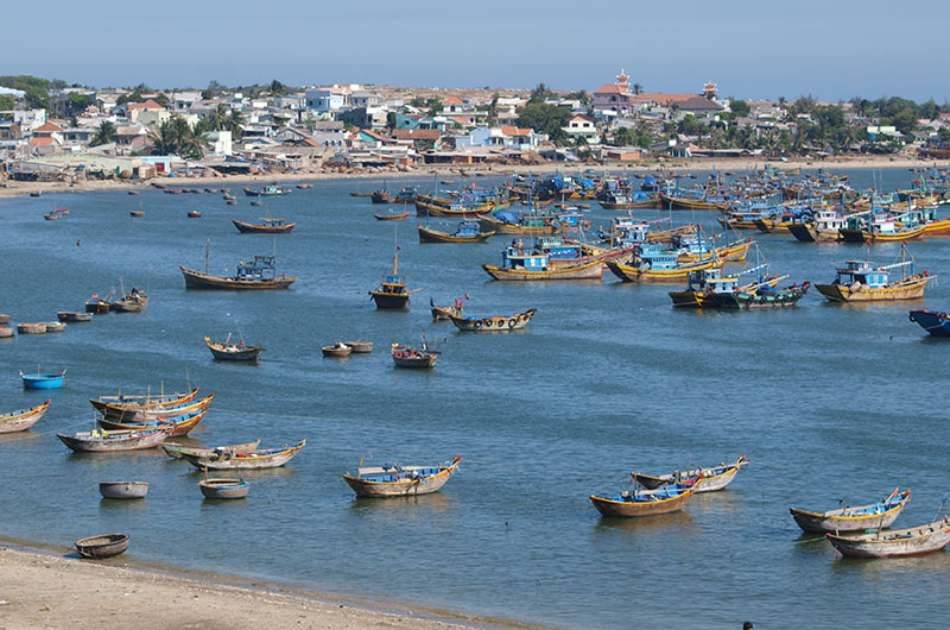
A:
[[1, 71, 949, 185]]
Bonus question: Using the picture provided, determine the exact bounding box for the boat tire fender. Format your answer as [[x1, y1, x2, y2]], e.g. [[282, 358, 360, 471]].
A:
[[508, 319, 517, 329], [474, 320, 482, 329]]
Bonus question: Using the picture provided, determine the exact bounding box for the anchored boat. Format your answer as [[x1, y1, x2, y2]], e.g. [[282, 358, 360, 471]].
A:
[[181, 242, 296, 290], [632, 456, 749, 493], [204, 335, 263, 362], [450, 308, 537, 332], [343, 455, 462, 498], [232, 217, 296, 234], [369, 246, 411, 309], [590, 478, 700, 518], [789, 488, 911, 534], [908, 310, 950, 336], [179, 440, 306, 470], [815, 249, 933, 303], [826, 516, 950, 558], [418, 220, 494, 243], [0, 399, 51, 434]]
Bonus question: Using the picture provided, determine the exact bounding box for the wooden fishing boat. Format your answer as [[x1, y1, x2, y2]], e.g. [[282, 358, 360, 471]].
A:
[[85, 294, 112, 314], [607, 252, 722, 283], [483, 246, 603, 281], [187, 210, 202, 218], [204, 335, 263, 362], [343, 455, 462, 498], [450, 308, 537, 332], [342, 340, 374, 353], [431, 301, 463, 321], [789, 209, 846, 243], [677, 238, 753, 264], [130, 210, 145, 218], [0, 314, 10, 325], [97, 393, 214, 423], [415, 199, 493, 218], [369, 248, 410, 309], [908, 310, 950, 337], [97, 407, 209, 438], [598, 192, 658, 209], [58, 428, 169, 453], [90, 387, 200, 415], [181, 254, 296, 290], [199, 478, 250, 499], [21, 370, 66, 390], [162, 439, 261, 460], [75, 533, 129, 559], [826, 517, 950, 559], [232, 218, 296, 233], [44, 321, 66, 333], [322, 343, 353, 358], [418, 221, 494, 243], [99, 481, 149, 499], [296, 183, 313, 190], [110, 288, 148, 313], [57, 311, 92, 323], [478, 213, 560, 236], [0, 399, 51, 434], [658, 193, 730, 211], [789, 488, 911, 534], [731, 282, 810, 309], [632, 456, 749, 493], [374, 210, 410, 221], [180, 440, 306, 470], [391, 343, 438, 368], [350, 191, 373, 198], [0, 325, 13, 338], [590, 478, 700, 518], [44, 207, 70, 221], [244, 184, 287, 197], [16, 322, 47, 334], [815, 257, 933, 303], [371, 190, 393, 204]]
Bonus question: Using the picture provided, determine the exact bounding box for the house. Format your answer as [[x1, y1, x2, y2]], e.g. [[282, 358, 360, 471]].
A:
[[461, 126, 540, 149], [603, 146, 646, 161], [350, 91, 381, 108], [391, 128, 443, 151], [62, 127, 95, 148], [127, 99, 165, 123], [202, 130, 232, 156], [441, 95, 472, 114], [867, 126, 902, 142], [338, 106, 387, 129], [137, 108, 172, 129], [305, 88, 347, 113], [115, 124, 149, 151], [562, 114, 600, 143], [171, 91, 202, 112]]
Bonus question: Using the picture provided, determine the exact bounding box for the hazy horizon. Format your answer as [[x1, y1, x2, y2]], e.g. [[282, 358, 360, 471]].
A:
[[4, 0, 948, 102]]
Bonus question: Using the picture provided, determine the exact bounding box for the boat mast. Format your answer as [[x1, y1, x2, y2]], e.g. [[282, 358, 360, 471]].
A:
[[204, 239, 210, 274]]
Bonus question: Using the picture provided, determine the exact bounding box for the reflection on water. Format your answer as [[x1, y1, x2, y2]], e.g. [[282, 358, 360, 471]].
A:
[[349, 492, 456, 515], [593, 509, 697, 535]]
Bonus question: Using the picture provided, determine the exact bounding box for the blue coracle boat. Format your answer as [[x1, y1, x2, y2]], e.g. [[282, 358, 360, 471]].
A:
[[909, 310, 950, 337], [20, 369, 67, 390]]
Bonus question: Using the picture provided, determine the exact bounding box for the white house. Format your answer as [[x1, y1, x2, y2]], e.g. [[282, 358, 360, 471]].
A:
[[562, 114, 600, 143], [305, 88, 347, 113], [171, 91, 202, 112], [461, 126, 540, 149]]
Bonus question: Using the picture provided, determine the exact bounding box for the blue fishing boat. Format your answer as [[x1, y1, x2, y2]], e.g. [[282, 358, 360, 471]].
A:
[[909, 310, 950, 337], [20, 369, 67, 390]]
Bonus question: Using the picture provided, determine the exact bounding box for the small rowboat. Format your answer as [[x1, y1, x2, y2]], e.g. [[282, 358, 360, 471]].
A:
[[75, 533, 129, 559], [232, 218, 296, 234], [21, 370, 66, 390], [17, 322, 47, 335], [343, 455, 462, 498], [0, 399, 51, 434], [162, 439, 261, 460], [85, 296, 111, 314], [789, 488, 911, 534], [826, 516, 950, 558], [187, 210, 202, 218], [97, 407, 210, 438], [590, 478, 700, 518], [57, 311, 92, 323], [0, 314, 10, 324], [99, 481, 149, 499], [374, 210, 410, 221], [450, 308, 537, 332], [97, 393, 215, 423], [322, 343, 353, 358], [45, 321, 66, 333], [57, 428, 169, 453], [90, 387, 200, 415], [130, 210, 145, 218], [180, 440, 306, 470], [908, 310, 950, 337], [391, 343, 438, 369], [204, 335, 263, 362], [0, 326, 13, 338], [199, 478, 250, 500], [342, 340, 374, 353], [632, 456, 749, 493]]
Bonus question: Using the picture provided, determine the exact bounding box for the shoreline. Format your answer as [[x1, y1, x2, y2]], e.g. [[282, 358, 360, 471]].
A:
[[0, 535, 538, 630], [0, 156, 946, 200]]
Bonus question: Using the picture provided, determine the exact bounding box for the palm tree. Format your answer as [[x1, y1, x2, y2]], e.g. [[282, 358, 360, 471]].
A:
[[223, 110, 244, 140], [91, 121, 117, 146]]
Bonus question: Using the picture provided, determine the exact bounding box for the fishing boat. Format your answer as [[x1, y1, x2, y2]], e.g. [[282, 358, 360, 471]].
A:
[[99, 481, 149, 500], [418, 220, 494, 243], [483, 245, 603, 281], [85, 293, 112, 314], [598, 190, 658, 210], [908, 310, 950, 336], [57, 428, 169, 453], [815, 252, 933, 303], [20, 370, 66, 390], [199, 478, 250, 500], [450, 308, 537, 332], [181, 243, 296, 290], [43, 207, 70, 221], [90, 386, 200, 415], [45, 321, 66, 333], [0, 325, 13, 338], [478, 212, 561, 236], [632, 456, 749, 493], [369, 247, 410, 309], [789, 209, 847, 242], [204, 335, 263, 362], [0, 399, 51, 434], [0, 314, 9, 325], [826, 516, 950, 558], [187, 210, 202, 218], [343, 455, 462, 498], [342, 340, 374, 353], [75, 533, 129, 559], [590, 478, 700, 518], [431, 297, 464, 321], [607, 246, 722, 283], [371, 190, 394, 204], [374, 210, 410, 221], [57, 311, 92, 323], [391, 342, 438, 368], [350, 191, 373, 198], [731, 281, 810, 309], [16, 322, 47, 334], [97, 407, 210, 438], [180, 440, 306, 470], [789, 488, 911, 534], [415, 198, 494, 218], [97, 392, 214, 423], [162, 439, 261, 460], [130, 210, 145, 218], [244, 184, 288, 197], [322, 342, 353, 358], [677, 237, 753, 264], [232, 218, 296, 234], [658, 193, 730, 211], [110, 287, 148, 313]]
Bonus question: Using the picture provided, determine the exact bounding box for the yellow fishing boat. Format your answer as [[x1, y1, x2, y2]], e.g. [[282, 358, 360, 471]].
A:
[[677, 238, 753, 264], [816, 252, 934, 303], [606, 247, 722, 283]]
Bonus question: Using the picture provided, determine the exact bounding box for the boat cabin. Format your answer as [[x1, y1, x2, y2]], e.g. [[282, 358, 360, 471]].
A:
[[236, 256, 280, 281], [454, 220, 482, 237], [502, 247, 549, 271], [379, 274, 408, 294], [815, 209, 845, 232], [685, 267, 723, 290], [833, 261, 889, 288], [637, 244, 680, 270]]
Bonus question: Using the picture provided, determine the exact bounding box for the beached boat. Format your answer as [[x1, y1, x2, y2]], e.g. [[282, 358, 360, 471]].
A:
[[99, 481, 149, 500], [418, 220, 494, 243], [58, 428, 169, 453], [21, 370, 66, 390], [908, 310, 950, 336], [374, 210, 410, 221], [181, 249, 296, 290], [75, 533, 129, 559], [57, 311, 92, 323], [90, 387, 200, 415], [16, 322, 47, 334], [632, 456, 749, 493], [590, 478, 700, 518], [180, 440, 306, 470], [391, 342, 438, 368], [110, 288, 148, 313], [483, 245, 603, 281], [789, 488, 911, 534], [815, 255, 933, 303], [369, 247, 410, 309], [826, 517, 950, 559], [322, 342, 353, 358], [232, 218, 296, 234], [343, 455, 462, 498], [199, 478, 250, 499], [0, 399, 51, 434], [607, 246, 722, 283], [204, 335, 263, 362], [450, 308, 537, 332], [342, 340, 374, 353], [162, 439, 261, 460], [97, 408, 210, 438]]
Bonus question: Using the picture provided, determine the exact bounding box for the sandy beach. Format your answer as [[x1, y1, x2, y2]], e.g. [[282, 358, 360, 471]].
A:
[[1, 156, 946, 200], [0, 543, 528, 630]]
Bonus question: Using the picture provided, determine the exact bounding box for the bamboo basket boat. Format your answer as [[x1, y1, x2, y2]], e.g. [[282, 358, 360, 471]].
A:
[[99, 481, 149, 499], [789, 488, 911, 534], [343, 456, 462, 498], [75, 533, 129, 559], [199, 478, 250, 499]]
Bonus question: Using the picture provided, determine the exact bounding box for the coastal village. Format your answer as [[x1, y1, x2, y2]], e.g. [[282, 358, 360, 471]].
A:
[[2, 70, 949, 187]]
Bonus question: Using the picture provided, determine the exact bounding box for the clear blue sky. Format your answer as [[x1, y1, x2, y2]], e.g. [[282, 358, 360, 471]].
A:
[[4, 0, 947, 101]]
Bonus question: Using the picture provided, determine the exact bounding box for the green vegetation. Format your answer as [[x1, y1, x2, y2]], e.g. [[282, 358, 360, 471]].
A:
[[91, 121, 117, 146], [518, 101, 570, 145], [0, 94, 15, 110], [150, 116, 203, 159], [0, 75, 51, 108], [194, 104, 244, 139], [729, 99, 750, 117]]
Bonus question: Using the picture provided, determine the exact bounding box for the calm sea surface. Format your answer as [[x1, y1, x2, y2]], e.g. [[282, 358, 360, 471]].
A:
[[1, 169, 948, 629]]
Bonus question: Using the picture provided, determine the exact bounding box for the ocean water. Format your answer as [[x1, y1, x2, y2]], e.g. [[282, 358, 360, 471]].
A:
[[1, 169, 948, 629]]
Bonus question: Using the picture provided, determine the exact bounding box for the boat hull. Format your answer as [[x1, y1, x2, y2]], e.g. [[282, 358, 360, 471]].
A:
[[181, 267, 296, 290], [450, 308, 537, 332], [908, 310, 950, 336], [343, 459, 461, 498], [58, 429, 168, 453], [370, 292, 410, 309], [590, 486, 696, 518], [232, 219, 296, 234], [483, 260, 603, 281], [75, 534, 129, 559], [608, 259, 722, 283], [0, 399, 51, 434], [182, 441, 306, 470], [417, 225, 494, 243], [826, 518, 950, 558], [199, 479, 250, 499], [789, 493, 909, 534], [99, 481, 149, 499], [816, 275, 931, 302]]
